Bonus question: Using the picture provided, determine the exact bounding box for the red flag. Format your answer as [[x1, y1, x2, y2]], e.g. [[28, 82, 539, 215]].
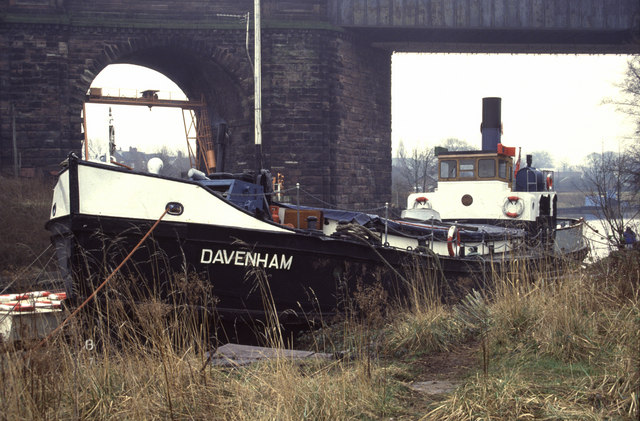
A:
[[514, 147, 521, 176]]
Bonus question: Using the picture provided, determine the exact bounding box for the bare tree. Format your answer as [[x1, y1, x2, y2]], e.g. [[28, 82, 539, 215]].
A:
[[605, 57, 640, 191], [441, 137, 477, 151], [528, 150, 554, 169], [614, 57, 640, 135], [395, 141, 437, 193], [581, 151, 639, 249]]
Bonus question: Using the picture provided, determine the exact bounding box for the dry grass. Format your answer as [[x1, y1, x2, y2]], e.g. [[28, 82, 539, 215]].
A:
[[423, 253, 640, 420], [0, 175, 53, 274], [0, 271, 402, 420]]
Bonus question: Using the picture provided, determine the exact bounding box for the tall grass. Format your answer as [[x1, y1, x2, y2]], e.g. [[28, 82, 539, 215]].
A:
[[1, 176, 637, 419], [423, 253, 639, 420], [0, 175, 54, 282], [0, 269, 404, 419]]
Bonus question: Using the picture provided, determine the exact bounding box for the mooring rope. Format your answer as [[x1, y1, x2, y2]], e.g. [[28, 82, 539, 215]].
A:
[[31, 207, 169, 351]]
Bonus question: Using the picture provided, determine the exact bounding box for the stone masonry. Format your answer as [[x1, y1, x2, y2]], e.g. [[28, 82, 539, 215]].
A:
[[1, 0, 638, 208], [0, 0, 392, 208]]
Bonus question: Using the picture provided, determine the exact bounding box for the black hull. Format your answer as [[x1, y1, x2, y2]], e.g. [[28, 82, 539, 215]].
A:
[[47, 213, 588, 323]]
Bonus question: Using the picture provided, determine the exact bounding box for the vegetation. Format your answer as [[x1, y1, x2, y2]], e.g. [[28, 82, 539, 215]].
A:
[[581, 57, 640, 249], [0, 175, 54, 279]]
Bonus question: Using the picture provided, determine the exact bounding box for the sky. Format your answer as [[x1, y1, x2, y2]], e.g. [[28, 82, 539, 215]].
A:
[[85, 66, 187, 157], [85, 54, 635, 168], [392, 53, 634, 167]]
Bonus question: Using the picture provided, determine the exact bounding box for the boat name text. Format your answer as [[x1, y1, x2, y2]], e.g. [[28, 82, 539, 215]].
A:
[[200, 249, 293, 270]]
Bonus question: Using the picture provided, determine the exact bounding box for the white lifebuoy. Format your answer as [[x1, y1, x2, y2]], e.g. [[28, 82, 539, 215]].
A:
[[447, 225, 461, 257], [503, 196, 524, 218]]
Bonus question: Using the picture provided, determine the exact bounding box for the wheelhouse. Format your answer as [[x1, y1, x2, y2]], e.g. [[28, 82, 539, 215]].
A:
[[437, 151, 514, 186]]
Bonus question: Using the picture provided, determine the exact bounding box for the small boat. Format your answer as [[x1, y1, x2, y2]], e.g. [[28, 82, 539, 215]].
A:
[[45, 97, 587, 323]]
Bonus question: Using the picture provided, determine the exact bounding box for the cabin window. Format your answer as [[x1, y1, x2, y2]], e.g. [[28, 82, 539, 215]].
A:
[[478, 159, 496, 178], [440, 160, 457, 179], [499, 160, 507, 179], [459, 159, 475, 178]]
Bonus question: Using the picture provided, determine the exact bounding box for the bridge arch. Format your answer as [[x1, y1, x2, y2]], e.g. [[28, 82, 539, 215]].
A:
[[77, 37, 255, 171]]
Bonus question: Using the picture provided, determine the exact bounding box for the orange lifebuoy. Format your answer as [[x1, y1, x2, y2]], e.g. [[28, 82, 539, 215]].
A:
[[447, 225, 461, 257]]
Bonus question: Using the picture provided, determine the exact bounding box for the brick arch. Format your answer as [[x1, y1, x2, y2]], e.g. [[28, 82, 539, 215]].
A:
[[73, 34, 256, 171]]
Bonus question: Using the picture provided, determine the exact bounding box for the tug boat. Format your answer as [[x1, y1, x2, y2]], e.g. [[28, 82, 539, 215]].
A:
[[403, 98, 586, 261], [46, 97, 587, 322]]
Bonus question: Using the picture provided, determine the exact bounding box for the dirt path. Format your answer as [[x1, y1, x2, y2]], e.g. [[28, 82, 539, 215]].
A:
[[395, 340, 481, 418], [411, 339, 480, 383]]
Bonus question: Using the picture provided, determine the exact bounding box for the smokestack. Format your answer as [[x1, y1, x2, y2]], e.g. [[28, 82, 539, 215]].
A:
[[481, 97, 501, 152]]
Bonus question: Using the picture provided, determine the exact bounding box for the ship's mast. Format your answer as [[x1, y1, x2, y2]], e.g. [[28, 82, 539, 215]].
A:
[[254, 0, 263, 169]]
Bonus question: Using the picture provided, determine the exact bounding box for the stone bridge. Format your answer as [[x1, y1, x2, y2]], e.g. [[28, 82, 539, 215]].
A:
[[1, 0, 638, 207]]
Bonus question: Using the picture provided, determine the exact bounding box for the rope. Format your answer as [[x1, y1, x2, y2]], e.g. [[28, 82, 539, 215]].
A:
[[0, 243, 53, 295], [30, 207, 169, 352], [333, 223, 410, 286], [299, 187, 387, 212]]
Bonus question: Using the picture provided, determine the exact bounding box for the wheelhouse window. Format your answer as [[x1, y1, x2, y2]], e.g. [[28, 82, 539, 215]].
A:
[[459, 159, 475, 178], [499, 159, 507, 179], [438, 155, 513, 182], [478, 159, 496, 178], [440, 160, 457, 179]]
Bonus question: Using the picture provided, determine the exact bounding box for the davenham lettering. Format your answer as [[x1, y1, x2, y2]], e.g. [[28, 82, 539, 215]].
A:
[[200, 249, 293, 270]]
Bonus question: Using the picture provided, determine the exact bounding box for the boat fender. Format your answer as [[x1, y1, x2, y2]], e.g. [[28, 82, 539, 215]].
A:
[[503, 196, 524, 218], [447, 225, 461, 257], [187, 168, 209, 180], [546, 174, 553, 190]]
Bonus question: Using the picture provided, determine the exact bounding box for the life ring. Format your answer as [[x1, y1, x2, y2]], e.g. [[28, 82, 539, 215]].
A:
[[447, 225, 461, 257], [546, 174, 553, 190], [503, 196, 524, 218]]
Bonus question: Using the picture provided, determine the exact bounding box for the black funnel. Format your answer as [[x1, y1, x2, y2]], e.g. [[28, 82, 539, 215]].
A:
[[481, 97, 501, 152]]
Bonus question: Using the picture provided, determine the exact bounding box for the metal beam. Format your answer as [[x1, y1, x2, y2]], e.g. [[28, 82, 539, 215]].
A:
[[84, 95, 206, 110]]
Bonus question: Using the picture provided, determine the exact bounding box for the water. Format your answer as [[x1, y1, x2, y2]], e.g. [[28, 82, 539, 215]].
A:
[[581, 217, 639, 261]]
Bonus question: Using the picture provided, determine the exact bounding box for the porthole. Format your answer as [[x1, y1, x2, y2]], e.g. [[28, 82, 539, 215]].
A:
[[166, 202, 184, 216]]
